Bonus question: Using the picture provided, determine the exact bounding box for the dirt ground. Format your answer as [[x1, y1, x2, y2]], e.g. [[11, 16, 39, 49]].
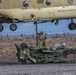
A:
[[0, 36, 76, 58], [0, 63, 76, 75]]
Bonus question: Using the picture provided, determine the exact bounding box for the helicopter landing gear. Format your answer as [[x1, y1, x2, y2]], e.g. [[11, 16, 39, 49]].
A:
[[0, 24, 3, 32], [10, 23, 17, 31], [68, 19, 76, 30], [68, 23, 76, 30]]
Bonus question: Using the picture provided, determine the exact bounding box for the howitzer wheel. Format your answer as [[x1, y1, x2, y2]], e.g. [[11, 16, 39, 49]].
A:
[[59, 53, 67, 62], [58, 53, 67, 58], [54, 53, 67, 63]]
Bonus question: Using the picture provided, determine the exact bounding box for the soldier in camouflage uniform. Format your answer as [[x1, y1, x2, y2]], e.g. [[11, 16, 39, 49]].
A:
[[42, 35, 47, 48], [37, 31, 47, 48]]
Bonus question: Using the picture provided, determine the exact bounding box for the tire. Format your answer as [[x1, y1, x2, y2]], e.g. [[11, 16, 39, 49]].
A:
[[58, 53, 67, 58], [0, 24, 3, 32], [68, 23, 76, 30], [10, 23, 17, 31]]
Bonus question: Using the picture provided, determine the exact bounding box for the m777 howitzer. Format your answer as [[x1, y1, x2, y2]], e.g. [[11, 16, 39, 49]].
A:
[[15, 43, 76, 64]]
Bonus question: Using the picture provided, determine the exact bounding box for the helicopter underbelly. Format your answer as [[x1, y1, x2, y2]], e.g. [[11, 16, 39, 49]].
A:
[[0, 6, 76, 22]]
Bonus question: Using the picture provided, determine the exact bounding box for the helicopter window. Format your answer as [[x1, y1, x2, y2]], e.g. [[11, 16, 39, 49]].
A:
[[23, 1, 29, 7], [46, 0, 51, 5], [67, 0, 74, 4], [0, 0, 1, 3]]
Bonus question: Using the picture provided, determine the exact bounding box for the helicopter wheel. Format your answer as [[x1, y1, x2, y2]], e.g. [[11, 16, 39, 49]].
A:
[[68, 23, 76, 30], [0, 24, 3, 32], [10, 23, 17, 31]]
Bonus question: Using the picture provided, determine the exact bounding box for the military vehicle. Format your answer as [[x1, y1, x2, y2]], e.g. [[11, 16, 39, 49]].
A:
[[15, 43, 76, 63], [0, 0, 76, 32]]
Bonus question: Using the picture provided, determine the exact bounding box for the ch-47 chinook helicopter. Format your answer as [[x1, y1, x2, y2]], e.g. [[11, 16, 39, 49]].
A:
[[0, 0, 76, 32]]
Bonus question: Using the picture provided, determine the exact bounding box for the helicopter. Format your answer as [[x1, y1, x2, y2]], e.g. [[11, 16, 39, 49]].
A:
[[0, 0, 76, 32]]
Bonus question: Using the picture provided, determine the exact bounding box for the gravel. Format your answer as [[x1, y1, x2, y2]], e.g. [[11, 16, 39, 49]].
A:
[[0, 64, 76, 75]]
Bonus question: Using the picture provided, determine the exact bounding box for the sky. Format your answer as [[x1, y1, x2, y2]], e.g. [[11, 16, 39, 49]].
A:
[[0, 19, 76, 37]]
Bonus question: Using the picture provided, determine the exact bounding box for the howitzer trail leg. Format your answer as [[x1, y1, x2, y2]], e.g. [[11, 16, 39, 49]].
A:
[[27, 54, 37, 63], [15, 44, 21, 62], [24, 49, 37, 63]]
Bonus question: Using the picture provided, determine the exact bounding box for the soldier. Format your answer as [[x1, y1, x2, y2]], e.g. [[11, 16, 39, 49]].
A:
[[42, 35, 47, 48], [37, 31, 47, 48], [37, 31, 44, 48]]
